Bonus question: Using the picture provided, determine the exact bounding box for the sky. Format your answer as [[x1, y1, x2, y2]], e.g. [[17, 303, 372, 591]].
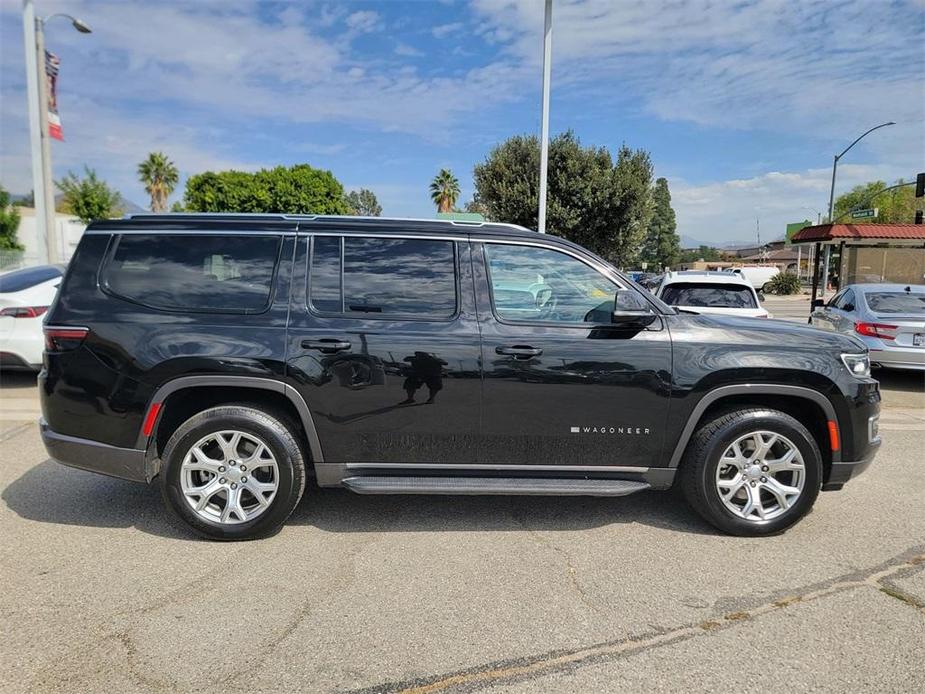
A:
[[1, 0, 923, 246]]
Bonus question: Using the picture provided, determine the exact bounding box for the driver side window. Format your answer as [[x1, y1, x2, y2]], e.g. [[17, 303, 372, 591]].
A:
[[484, 243, 620, 324]]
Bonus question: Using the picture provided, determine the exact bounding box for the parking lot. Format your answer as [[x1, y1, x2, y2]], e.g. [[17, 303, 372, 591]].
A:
[[1, 307, 923, 693]]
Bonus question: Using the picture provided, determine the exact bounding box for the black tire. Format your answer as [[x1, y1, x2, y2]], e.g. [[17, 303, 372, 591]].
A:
[[159, 405, 306, 540], [679, 408, 822, 536], [761, 282, 773, 294]]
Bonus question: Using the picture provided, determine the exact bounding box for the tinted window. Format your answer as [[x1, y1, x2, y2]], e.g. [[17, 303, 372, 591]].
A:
[[0, 265, 63, 293], [661, 283, 757, 309], [864, 291, 925, 314], [105, 234, 281, 312], [309, 236, 457, 318], [834, 290, 855, 310], [484, 243, 619, 323], [309, 236, 342, 313]]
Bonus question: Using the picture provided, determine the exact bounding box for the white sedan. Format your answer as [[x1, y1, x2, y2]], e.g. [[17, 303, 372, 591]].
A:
[[654, 271, 770, 318], [0, 264, 65, 370]]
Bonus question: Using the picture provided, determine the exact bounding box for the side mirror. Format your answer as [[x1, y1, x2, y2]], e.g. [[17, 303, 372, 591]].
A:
[[757, 292, 766, 302], [811, 299, 825, 309], [612, 289, 657, 327]]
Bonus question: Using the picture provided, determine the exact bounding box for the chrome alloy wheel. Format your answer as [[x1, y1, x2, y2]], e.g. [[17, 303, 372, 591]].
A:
[[715, 430, 805, 522], [180, 430, 279, 525]]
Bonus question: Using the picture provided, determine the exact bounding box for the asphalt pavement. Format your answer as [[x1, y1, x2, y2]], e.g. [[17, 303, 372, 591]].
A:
[[1, 319, 923, 692]]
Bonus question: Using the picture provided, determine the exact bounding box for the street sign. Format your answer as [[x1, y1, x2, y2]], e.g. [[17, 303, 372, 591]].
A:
[[850, 208, 878, 220]]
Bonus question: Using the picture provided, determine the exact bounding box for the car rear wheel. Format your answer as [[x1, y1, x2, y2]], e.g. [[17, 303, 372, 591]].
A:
[[679, 408, 822, 536], [159, 405, 306, 540]]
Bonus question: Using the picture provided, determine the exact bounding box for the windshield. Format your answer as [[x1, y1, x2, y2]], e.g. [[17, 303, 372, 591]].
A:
[[863, 291, 925, 315], [661, 283, 757, 309], [0, 265, 64, 293]]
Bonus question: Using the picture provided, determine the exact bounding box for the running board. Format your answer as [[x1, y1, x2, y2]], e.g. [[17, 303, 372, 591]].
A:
[[341, 476, 650, 497]]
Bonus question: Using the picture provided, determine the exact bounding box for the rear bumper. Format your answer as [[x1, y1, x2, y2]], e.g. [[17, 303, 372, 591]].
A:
[[822, 442, 880, 491], [40, 419, 148, 483]]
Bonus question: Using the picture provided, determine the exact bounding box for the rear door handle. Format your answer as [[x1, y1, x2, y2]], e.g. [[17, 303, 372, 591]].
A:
[[302, 338, 351, 353], [496, 345, 543, 359]]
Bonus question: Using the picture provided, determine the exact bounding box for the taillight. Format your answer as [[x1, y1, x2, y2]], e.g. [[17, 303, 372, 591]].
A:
[[0, 306, 49, 318], [854, 322, 898, 340], [43, 326, 89, 351]]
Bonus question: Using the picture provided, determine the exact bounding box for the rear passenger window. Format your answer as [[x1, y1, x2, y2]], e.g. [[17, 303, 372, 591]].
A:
[[309, 236, 457, 318], [104, 234, 281, 313]]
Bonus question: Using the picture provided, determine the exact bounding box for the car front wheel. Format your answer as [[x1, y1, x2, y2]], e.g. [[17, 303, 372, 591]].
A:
[[159, 405, 306, 540], [680, 408, 822, 536]]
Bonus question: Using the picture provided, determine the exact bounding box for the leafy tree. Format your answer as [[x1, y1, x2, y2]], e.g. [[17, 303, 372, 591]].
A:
[[184, 164, 351, 214], [833, 179, 917, 223], [344, 188, 382, 216], [472, 131, 654, 267], [170, 200, 185, 212], [463, 199, 489, 218], [56, 167, 123, 224], [138, 151, 179, 213], [0, 185, 24, 251], [641, 177, 679, 270], [678, 245, 722, 263], [430, 169, 460, 213]]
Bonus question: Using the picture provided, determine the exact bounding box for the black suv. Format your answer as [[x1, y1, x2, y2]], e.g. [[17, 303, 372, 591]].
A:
[[40, 214, 881, 539]]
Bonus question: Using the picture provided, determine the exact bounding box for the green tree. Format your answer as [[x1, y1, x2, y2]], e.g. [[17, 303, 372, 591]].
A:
[[137, 151, 179, 213], [56, 167, 123, 224], [472, 131, 654, 267], [344, 188, 382, 216], [833, 179, 917, 223], [641, 177, 679, 270], [184, 164, 351, 214], [678, 245, 722, 263], [0, 185, 24, 251], [430, 169, 460, 213]]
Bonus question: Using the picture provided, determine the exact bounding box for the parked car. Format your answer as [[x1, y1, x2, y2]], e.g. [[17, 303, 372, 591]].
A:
[[724, 265, 780, 292], [811, 283, 925, 371], [0, 264, 65, 370], [40, 214, 880, 540], [655, 271, 770, 318]]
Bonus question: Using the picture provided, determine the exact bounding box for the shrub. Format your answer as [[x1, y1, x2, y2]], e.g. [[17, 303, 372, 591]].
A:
[[765, 271, 801, 295]]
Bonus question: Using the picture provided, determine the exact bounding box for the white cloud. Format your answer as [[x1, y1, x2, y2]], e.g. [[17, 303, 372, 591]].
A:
[[395, 42, 424, 58], [432, 22, 464, 38], [345, 10, 381, 33], [670, 164, 901, 245]]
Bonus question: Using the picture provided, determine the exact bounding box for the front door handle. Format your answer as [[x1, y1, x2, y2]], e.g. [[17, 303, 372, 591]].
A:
[[302, 338, 352, 353], [496, 345, 543, 359]]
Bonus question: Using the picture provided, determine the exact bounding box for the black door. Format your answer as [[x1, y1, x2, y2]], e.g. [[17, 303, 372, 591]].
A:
[[473, 240, 672, 468], [286, 232, 482, 464]]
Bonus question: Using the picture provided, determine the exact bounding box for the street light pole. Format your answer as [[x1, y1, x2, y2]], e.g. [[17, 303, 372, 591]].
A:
[[21, 0, 91, 264], [537, 0, 552, 234], [22, 0, 48, 263], [821, 121, 895, 295], [34, 18, 58, 263]]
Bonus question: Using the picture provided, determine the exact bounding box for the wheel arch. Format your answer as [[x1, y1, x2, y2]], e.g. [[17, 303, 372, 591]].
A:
[[668, 384, 840, 471], [139, 376, 323, 476]]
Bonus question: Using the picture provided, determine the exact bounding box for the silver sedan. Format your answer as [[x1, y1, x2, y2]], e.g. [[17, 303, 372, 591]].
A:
[[811, 283, 925, 371]]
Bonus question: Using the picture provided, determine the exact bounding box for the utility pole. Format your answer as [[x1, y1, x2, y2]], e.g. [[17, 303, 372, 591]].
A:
[[537, 0, 552, 234], [22, 0, 48, 263], [21, 1, 91, 264]]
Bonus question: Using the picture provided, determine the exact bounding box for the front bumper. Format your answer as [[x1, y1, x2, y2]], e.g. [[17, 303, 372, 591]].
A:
[[40, 419, 148, 483], [821, 441, 880, 491]]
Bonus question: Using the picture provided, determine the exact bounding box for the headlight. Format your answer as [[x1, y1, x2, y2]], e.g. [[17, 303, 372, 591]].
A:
[[841, 353, 871, 378]]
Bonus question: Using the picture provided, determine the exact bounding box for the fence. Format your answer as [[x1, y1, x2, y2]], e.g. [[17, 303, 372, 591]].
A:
[[0, 250, 26, 272]]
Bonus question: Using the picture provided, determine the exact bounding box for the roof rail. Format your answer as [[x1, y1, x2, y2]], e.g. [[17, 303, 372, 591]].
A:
[[122, 212, 533, 232]]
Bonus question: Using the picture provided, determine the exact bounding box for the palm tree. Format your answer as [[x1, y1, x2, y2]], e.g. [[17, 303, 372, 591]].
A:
[[137, 152, 179, 213], [430, 169, 460, 213]]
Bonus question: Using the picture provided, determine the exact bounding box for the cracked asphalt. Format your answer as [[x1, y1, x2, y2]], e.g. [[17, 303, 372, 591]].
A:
[[1, 365, 923, 693]]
